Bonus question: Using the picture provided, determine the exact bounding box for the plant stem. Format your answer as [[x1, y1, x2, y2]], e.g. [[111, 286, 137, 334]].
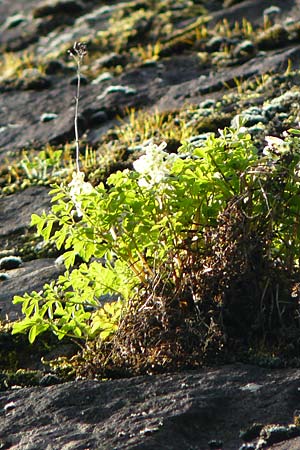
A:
[[74, 59, 81, 173], [68, 42, 87, 173]]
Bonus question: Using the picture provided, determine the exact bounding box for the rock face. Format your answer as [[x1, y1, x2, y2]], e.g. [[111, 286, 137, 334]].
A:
[[0, 258, 63, 321], [0, 0, 299, 160], [1, 364, 300, 450], [0, 186, 50, 250], [3, 0, 300, 448], [0, 186, 63, 320]]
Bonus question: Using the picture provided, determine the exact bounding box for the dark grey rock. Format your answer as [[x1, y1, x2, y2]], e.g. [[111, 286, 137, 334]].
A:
[[208, 439, 223, 449], [93, 52, 128, 69], [0, 258, 64, 320], [0, 23, 299, 158], [44, 60, 68, 75], [70, 75, 88, 86], [89, 110, 108, 126], [33, 0, 84, 19], [0, 186, 51, 247], [0, 186, 65, 320], [20, 69, 52, 91], [0, 365, 300, 449]]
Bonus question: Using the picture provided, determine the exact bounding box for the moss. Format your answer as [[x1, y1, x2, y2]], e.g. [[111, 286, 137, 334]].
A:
[[286, 22, 300, 43], [260, 424, 300, 445], [1, 144, 74, 195], [196, 112, 232, 133], [113, 108, 198, 146], [0, 256, 22, 270], [256, 24, 289, 50], [0, 323, 78, 388], [0, 52, 46, 83], [294, 411, 300, 427], [0, 369, 42, 389], [85, 2, 208, 68], [159, 38, 195, 58], [240, 423, 264, 442]]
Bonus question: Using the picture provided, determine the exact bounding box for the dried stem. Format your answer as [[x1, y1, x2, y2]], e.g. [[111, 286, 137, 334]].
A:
[[68, 42, 87, 173]]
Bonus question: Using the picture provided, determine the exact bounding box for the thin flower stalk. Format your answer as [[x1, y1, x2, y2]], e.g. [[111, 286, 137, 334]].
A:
[[68, 41, 87, 173]]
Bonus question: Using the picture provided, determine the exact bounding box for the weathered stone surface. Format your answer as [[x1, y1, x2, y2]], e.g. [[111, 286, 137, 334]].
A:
[[155, 46, 300, 111], [0, 364, 300, 449], [1, 4, 300, 160], [211, 0, 294, 26], [0, 258, 64, 320], [0, 186, 62, 320], [0, 186, 50, 246], [2, 1, 300, 448]]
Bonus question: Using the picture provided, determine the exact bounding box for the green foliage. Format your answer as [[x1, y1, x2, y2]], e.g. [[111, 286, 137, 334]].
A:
[[115, 108, 197, 145], [12, 259, 132, 343], [19, 148, 68, 182], [12, 123, 300, 348], [2, 145, 75, 195]]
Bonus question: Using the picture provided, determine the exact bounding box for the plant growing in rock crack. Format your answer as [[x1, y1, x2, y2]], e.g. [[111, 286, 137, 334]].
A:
[[12, 41, 128, 344], [11, 47, 300, 374]]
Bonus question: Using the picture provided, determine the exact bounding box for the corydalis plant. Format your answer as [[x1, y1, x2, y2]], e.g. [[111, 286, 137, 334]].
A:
[[133, 140, 178, 189], [68, 170, 94, 217], [12, 125, 262, 343], [12, 90, 300, 348]]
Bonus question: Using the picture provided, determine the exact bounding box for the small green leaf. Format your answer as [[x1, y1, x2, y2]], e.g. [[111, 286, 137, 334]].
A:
[[288, 128, 300, 135], [100, 330, 112, 340], [63, 251, 76, 269], [31, 213, 42, 226], [12, 319, 34, 334], [28, 325, 37, 343]]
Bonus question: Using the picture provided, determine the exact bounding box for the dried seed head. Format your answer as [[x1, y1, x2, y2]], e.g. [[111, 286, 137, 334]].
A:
[[68, 41, 87, 60]]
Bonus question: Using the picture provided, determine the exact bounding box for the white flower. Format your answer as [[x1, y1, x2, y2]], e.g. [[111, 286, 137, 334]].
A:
[[68, 171, 94, 217], [133, 141, 176, 189], [263, 136, 290, 161]]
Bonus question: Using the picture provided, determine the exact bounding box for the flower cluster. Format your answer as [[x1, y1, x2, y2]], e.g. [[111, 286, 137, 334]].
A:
[[263, 135, 290, 161], [68, 171, 94, 217], [133, 140, 177, 188]]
